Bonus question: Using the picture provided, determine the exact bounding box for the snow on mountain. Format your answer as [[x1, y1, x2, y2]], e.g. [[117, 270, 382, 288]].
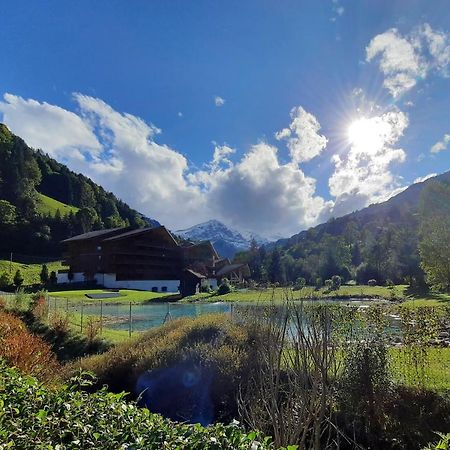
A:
[[175, 220, 268, 258]]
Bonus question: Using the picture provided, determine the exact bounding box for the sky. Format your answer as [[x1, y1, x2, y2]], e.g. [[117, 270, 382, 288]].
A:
[[0, 0, 449, 238]]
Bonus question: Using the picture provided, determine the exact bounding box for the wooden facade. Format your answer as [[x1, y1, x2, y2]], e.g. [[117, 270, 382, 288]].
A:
[[61, 226, 250, 295]]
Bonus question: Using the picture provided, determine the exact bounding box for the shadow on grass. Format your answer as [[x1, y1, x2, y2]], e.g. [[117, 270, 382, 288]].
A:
[[404, 286, 450, 304], [17, 310, 111, 362]]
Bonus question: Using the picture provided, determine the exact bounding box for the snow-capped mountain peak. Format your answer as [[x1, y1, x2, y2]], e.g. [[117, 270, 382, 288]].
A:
[[175, 220, 268, 258]]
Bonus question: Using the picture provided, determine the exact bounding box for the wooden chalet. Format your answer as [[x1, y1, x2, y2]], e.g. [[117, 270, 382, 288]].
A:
[[58, 226, 247, 296]]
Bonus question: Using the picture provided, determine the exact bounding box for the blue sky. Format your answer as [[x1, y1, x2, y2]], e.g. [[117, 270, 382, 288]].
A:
[[0, 0, 449, 237]]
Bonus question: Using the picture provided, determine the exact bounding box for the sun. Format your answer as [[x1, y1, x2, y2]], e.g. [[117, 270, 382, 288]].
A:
[[347, 117, 389, 155]]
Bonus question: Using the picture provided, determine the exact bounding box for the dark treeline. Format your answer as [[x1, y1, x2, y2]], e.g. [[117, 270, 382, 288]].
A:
[[235, 173, 450, 288], [0, 124, 147, 256]]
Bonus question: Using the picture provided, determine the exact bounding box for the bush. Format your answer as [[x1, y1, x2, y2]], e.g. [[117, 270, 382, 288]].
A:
[[13, 269, 24, 288], [324, 279, 333, 290], [293, 277, 306, 291], [217, 278, 231, 295], [331, 275, 341, 290], [368, 279, 377, 286], [0, 271, 11, 289], [0, 362, 271, 449], [76, 315, 261, 425], [315, 277, 323, 288], [0, 310, 61, 381]]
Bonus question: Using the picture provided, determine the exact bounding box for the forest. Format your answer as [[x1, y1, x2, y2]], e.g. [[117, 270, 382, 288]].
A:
[[0, 124, 148, 256]]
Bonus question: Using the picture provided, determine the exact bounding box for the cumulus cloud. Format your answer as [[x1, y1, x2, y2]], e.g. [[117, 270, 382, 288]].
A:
[[0, 93, 335, 237], [275, 106, 328, 164], [214, 96, 225, 107], [328, 109, 409, 216], [0, 93, 101, 162], [366, 23, 450, 97], [430, 133, 450, 153]]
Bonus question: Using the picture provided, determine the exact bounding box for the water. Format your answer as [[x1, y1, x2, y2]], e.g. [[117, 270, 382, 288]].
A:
[[72, 298, 386, 333], [80, 301, 233, 331]]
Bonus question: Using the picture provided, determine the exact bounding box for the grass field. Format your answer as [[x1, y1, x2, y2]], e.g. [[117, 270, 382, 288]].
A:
[[0, 259, 66, 286], [36, 193, 79, 216], [184, 285, 407, 303], [50, 289, 173, 304]]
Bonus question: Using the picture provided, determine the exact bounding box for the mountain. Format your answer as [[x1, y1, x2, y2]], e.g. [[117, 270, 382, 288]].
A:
[[238, 170, 450, 285], [0, 124, 155, 256], [279, 170, 450, 249], [176, 220, 268, 258]]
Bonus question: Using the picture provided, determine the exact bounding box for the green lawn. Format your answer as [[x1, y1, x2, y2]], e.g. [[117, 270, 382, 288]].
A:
[[49, 288, 173, 304], [36, 192, 79, 216], [390, 347, 450, 392], [0, 259, 66, 286], [184, 285, 407, 303], [400, 291, 450, 308]]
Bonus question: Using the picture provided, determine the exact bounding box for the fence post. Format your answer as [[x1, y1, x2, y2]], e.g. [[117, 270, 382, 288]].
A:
[[66, 297, 69, 314], [129, 302, 132, 338], [100, 300, 103, 335], [80, 301, 84, 333]]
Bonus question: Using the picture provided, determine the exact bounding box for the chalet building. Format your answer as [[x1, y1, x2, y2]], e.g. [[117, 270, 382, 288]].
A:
[[57, 226, 249, 296]]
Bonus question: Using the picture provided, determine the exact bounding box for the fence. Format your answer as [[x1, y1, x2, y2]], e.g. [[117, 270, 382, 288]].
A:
[[44, 295, 234, 338], [0, 291, 234, 338]]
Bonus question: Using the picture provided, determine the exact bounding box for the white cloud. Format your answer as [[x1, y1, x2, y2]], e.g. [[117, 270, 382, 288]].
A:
[[214, 96, 225, 107], [414, 173, 437, 183], [328, 109, 408, 216], [430, 133, 450, 153], [366, 24, 450, 97], [0, 93, 334, 237], [275, 106, 328, 164], [0, 93, 101, 159]]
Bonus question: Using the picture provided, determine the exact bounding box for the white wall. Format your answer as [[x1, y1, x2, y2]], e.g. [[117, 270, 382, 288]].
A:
[[101, 273, 180, 292], [56, 272, 84, 284]]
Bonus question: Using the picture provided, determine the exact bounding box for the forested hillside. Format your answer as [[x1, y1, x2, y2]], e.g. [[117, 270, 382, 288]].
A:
[[0, 124, 148, 256], [236, 171, 450, 287]]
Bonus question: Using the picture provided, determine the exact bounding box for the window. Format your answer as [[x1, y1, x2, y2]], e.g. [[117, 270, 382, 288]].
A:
[[161, 286, 167, 292], [152, 286, 158, 292], [97, 246, 102, 251]]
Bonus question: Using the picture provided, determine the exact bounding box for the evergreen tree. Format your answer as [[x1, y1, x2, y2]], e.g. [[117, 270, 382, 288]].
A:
[[40, 264, 49, 285], [13, 269, 24, 288]]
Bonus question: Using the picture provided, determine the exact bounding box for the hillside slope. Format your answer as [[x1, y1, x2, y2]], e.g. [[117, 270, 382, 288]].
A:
[[0, 124, 153, 256]]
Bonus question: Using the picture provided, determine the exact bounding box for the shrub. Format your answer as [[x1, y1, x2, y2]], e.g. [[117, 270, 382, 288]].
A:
[[49, 312, 70, 336], [324, 279, 333, 290], [315, 277, 323, 289], [0, 310, 61, 381], [368, 279, 377, 286], [76, 315, 261, 425], [0, 271, 11, 289], [217, 278, 231, 295], [85, 317, 101, 346], [40, 264, 49, 285], [13, 269, 24, 288], [49, 270, 58, 285], [331, 274, 342, 290], [0, 362, 271, 449], [293, 277, 306, 291]]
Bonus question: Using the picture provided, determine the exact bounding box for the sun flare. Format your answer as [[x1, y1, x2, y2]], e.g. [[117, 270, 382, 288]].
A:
[[347, 117, 390, 155]]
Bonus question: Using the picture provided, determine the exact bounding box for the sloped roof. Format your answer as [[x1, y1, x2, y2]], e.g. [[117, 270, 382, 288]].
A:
[[184, 268, 206, 279], [102, 226, 178, 245], [215, 263, 247, 277], [62, 227, 126, 243]]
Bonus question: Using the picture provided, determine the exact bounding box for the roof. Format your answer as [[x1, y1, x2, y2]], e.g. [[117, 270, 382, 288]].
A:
[[183, 240, 220, 259], [62, 227, 126, 243], [184, 268, 206, 279], [215, 263, 246, 277], [103, 226, 178, 245]]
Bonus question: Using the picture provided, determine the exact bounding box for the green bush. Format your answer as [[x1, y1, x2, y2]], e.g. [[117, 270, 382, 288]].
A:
[[331, 275, 341, 290], [293, 277, 306, 291], [0, 362, 272, 449], [76, 315, 262, 424], [218, 278, 231, 295]]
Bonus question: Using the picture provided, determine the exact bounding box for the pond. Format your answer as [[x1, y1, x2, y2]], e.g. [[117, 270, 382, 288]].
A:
[[62, 298, 389, 333]]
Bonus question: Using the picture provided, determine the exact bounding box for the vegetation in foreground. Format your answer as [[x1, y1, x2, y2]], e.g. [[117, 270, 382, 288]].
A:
[[0, 362, 271, 450], [76, 306, 450, 449]]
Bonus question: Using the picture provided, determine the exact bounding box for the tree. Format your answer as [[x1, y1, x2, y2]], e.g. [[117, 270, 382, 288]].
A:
[[0, 200, 17, 226], [40, 264, 49, 285], [13, 269, 24, 288], [419, 181, 450, 291], [331, 275, 341, 290], [49, 271, 58, 286], [76, 207, 99, 233], [0, 272, 11, 289], [268, 248, 285, 284]]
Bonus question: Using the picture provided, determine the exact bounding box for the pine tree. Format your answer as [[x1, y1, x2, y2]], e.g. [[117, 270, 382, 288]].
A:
[[40, 264, 49, 285]]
